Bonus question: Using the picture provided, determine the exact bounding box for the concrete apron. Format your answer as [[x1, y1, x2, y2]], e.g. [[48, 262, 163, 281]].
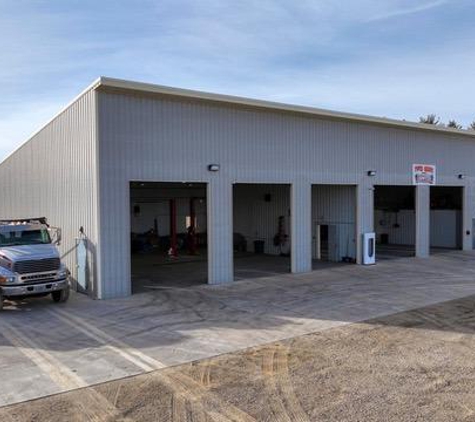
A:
[[1, 250, 475, 407]]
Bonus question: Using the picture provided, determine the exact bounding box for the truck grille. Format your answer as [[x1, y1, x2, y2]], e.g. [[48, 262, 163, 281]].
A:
[[14, 258, 61, 274], [21, 273, 57, 283]]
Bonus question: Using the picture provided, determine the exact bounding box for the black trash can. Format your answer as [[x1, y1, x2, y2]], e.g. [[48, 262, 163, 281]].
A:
[[253, 240, 265, 254]]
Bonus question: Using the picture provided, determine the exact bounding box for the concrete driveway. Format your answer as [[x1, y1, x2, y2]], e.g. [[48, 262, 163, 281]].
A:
[[1, 250, 475, 407]]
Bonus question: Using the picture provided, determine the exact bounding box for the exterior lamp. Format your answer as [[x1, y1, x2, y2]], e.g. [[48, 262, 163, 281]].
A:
[[458, 174, 466, 180], [208, 164, 220, 172], [367, 170, 377, 177]]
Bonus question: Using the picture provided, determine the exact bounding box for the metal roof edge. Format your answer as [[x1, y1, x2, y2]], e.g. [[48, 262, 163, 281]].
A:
[[96, 76, 475, 139], [0, 77, 102, 166]]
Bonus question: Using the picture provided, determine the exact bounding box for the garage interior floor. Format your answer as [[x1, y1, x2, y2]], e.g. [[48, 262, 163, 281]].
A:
[[375, 244, 460, 260], [1, 250, 475, 408], [131, 251, 347, 292], [375, 244, 416, 259]]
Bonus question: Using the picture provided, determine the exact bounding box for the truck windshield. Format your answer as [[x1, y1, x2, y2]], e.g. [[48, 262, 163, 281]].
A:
[[0, 229, 51, 247]]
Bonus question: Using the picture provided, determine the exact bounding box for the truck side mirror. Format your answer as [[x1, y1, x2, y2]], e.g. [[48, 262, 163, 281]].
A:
[[49, 227, 62, 246]]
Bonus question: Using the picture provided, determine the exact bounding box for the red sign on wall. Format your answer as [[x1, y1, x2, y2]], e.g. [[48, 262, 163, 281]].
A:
[[412, 164, 436, 185]]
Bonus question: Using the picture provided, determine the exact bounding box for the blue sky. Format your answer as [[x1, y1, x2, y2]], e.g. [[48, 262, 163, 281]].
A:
[[1, 0, 475, 161]]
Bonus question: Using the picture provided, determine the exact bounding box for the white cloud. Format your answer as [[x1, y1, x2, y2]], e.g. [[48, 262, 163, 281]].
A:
[[365, 0, 448, 22], [258, 42, 475, 125]]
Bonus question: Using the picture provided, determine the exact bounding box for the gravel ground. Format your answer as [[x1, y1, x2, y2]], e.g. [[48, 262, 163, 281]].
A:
[[2, 295, 475, 422]]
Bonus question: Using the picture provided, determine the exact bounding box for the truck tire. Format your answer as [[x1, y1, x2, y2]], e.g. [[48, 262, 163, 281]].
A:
[[0, 293, 3, 311], [52, 285, 70, 303]]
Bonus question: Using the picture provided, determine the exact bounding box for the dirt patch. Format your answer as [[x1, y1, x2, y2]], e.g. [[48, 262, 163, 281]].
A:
[[2, 296, 475, 421]]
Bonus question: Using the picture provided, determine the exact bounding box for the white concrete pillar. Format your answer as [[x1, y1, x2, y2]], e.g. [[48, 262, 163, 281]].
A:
[[356, 182, 374, 264], [207, 179, 234, 284], [415, 185, 430, 257], [291, 182, 312, 273], [462, 184, 474, 251]]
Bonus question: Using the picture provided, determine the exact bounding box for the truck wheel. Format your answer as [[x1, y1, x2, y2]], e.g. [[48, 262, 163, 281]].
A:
[[52, 285, 70, 303], [0, 293, 3, 311]]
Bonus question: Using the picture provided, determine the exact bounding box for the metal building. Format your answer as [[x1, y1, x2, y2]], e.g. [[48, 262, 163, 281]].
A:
[[0, 77, 474, 299]]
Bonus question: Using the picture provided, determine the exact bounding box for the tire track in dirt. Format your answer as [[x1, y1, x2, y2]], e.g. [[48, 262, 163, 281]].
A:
[[273, 346, 310, 422], [169, 380, 207, 422], [48, 308, 256, 422], [0, 407, 17, 422], [261, 348, 290, 422], [408, 307, 475, 418], [171, 394, 187, 422], [188, 400, 208, 422], [165, 371, 254, 422], [260, 345, 309, 422], [197, 361, 212, 388], [410, 308, 474, 350], [0, 321, 134, 422], [373, 306, 475, 420]]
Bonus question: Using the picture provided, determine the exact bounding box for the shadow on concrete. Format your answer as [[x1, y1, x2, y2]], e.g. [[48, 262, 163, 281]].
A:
[[365, 293, 475, 335], [1, 250, 475, 366]]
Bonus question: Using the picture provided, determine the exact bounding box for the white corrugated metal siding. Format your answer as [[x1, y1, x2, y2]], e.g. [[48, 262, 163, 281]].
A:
[[0, 90, 99, 295], [96, 89, 475, 298], [96, 90, 475, 191]]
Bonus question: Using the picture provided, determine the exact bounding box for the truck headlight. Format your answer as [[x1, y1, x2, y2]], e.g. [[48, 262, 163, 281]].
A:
[[57, 268, 70, 279], [0, 275, 16, 284]]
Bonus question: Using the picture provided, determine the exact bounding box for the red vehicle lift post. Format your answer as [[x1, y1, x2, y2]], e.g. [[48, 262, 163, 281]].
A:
[[169, 199, 178, 258]]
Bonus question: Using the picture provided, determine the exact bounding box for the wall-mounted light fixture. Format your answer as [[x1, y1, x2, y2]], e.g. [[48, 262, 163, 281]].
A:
[[208, 164, 220, 172], [458, 174, 466, 180], [367, 170, 377, 177]]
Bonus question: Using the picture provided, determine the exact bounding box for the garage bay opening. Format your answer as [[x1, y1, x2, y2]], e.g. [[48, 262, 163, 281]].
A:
[[430, 187, 463, 252], [374, 186, 416, 259], [233, 184, 291, 280], [130, 182, 207, 293], [312, 185, 357, 267]]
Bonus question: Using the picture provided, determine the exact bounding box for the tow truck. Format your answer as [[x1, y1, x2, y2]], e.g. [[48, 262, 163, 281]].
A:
[[0, 218, 70, 310]]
